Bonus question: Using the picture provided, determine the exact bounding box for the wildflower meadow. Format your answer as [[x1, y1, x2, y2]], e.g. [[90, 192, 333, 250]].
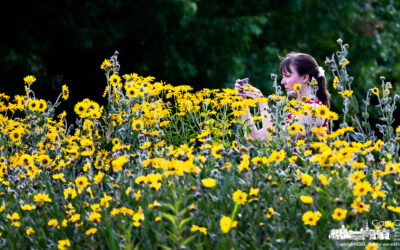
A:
[[1, 40, 399, 249]]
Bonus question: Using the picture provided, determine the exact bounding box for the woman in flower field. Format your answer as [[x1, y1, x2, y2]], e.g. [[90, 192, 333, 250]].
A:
[[235, 52, 331, 140]]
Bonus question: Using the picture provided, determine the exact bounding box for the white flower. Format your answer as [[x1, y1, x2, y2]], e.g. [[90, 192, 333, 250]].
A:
[[317, 66, 325, 78]]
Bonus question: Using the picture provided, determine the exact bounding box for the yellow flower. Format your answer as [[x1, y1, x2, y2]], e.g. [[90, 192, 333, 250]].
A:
[[300, 195, 313, 204], [85, 227, 98, 235], [149, 200, 161, 209], [302, 211, 322, 226], [220, 216, 237, 233], [327, 111, 339, 121], [351, 162, 366, 169], [249, 188, 259, 196], [371, 88, 379, 95], [341, 60, 350, 67], [48, 219, 58, 227], [6, 212, 20, 221], [350, 171, 365, 183], [24, 75, 37, 85], [62, 85, 69, 100], [132, 119, 144, 131], [109, 74, 121, 86], [353, 180, 372, 196], [139, 142, 151, 149], [332, 208, 347, 221], [64, 187, 77, 199], [202, 178, 216, 188], [338, 90, 353, 98], [365, 242, 379, 250], [191, 224, 208, 235], [332, 76, 339, 89], [69, 213, 81, 223], [300, 174, 313, 187], [293, 83, 302, 92], [266, 207, 274, 218], [58, 239, 71, 250], [126, 87, 138, 99], [319, 175, 328, 185], [232, 190, 248, 205], [34, 193, 52, 205], [21, 204, 37, 211], [89, 212, 101, 223], [93, 171, 104, 184], [112, 155, 128, 171], [26, 227, 35, 236], [75, 176, 89, 190], [316, 105, 329, 119]]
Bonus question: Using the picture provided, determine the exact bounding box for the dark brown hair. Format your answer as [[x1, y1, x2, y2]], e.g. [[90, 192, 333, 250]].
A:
[[279, 52, 331, 107]]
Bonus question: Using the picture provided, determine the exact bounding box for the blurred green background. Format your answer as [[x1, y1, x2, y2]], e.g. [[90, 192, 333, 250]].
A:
[[1, 0, 399, 127]]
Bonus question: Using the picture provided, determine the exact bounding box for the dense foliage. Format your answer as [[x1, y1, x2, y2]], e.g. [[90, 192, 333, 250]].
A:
[[2, 0, 400, 127], [0, 42, 399, 249]]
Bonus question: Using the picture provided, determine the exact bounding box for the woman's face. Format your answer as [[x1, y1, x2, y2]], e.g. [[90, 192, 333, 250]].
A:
[[281, 64, 307, 96]]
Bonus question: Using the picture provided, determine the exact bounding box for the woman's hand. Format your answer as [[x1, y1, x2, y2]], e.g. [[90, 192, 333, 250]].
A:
[[234, 79, 263, 100]]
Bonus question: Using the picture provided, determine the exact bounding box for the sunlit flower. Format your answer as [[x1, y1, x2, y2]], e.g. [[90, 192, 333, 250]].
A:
[[24, 75, 36, 85], [232, 190, 248, 205], [220, 216, 237, 233], [62, 85, 69, 100], [332, 208, 347, 221], [202, 178, 216, 188], [302, 211, 321, 226]]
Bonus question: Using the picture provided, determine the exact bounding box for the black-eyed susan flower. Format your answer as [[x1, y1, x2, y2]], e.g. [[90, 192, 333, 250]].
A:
[[26, 227, 35, 236], [353, 180, 372, 196], [300, 174, 313, 187], [58, 239, 71, 250], [331, 208, 347, 221], [302, 211, 321, 226], [220, 216, 237, 233], [85, 228, 97, 235], [350, 171, 365, 183], [341, 60, 350, 67], [64, 187, 77, 199], [371, 88, 379, 95], [232, 189, 247, 205], [126, 87, 138, 99], [132, 119, 144, 131], [338, 90, 353, 98], [319, 175, 328, 185], [112, 155, 127, 171], [191, 224, 208, 235], [62, 85, 69, 100], [300, 195, 313, 204], [48, 219, 58, 227], [75, 176, 89, 190], [34, 193, 52, 205], [293, 83, 302, 92], [89, 212, 101, 223], [109, 74, 121, 86], [332, 76, 339, 89], [74, 101, 88, 118], [28, 100, 39, 112], [37, 99, 47, 112], [24, 75, 36, 85], [202, 178, 216, 188], [316, 105, 329, 119], [100, 59, 112, 71]]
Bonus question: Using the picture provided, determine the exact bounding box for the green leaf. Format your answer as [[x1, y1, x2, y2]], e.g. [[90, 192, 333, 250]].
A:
[[182, 234, 197, 245], [160, 212, 177, 227], [179, 217, 192, 229]]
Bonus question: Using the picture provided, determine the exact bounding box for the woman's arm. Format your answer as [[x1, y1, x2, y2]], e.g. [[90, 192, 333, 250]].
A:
[[235, 80, 273, 140]]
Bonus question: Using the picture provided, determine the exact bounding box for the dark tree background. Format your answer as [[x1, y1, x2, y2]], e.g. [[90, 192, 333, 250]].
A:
[[1, 0, 399, 126]]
